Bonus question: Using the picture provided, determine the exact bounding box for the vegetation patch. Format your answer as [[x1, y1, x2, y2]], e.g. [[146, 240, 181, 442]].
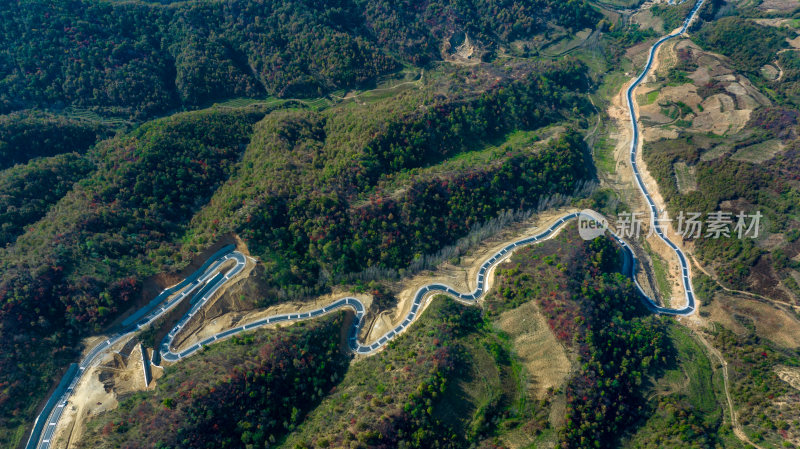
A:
[[712, 321, 800, 447], [281, 296, 486, 449], [488, 225, 671, 447], [0, 111, 112, 170], [673, 161, 697, 193], [622, 324, 728, 448], [730, 138, 785, 163], [643, 240, 674, 306], [0, 0, 599, 119], [694, 17, 789, 75], [0, 153, 95, 246], [77, 313, 350, 449], [593, 127, 618, 175]]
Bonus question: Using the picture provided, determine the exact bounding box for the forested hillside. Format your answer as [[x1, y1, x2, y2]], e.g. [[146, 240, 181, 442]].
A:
[[0, 56, 596, 447], [13, 0, 797, 447], [0, 0, 598, 119], [0, 111, 112, 169], [76, 313, 350, 449], [0, 107, 268, 447], [0, 153, 95, 246], [488, 227, 672, 448], [273, 226, 677, 448], [184, 59, 593, 296]]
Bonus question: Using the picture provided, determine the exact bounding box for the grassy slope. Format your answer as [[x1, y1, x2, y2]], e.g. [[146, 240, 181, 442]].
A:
[[279, 296, 486, 448], [623, 324, 732, 448], [712, 320, 800, 447]]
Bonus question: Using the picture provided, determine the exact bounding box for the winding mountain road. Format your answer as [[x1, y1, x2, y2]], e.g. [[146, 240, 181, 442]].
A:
[[626, 0, 706, 315], [26, 2, 706, 448]]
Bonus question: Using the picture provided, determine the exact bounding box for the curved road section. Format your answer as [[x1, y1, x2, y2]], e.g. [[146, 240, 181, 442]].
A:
[[28, 2, 705, 447], [626, 0, 705, 316], [26, 246, 245, 449]]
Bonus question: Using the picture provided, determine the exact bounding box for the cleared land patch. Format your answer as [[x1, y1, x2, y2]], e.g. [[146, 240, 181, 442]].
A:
[[673, 161, 697, 193], [494, 301, 572, 400], [707, 293, 800, 349], [730, 138, 785, 163]]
